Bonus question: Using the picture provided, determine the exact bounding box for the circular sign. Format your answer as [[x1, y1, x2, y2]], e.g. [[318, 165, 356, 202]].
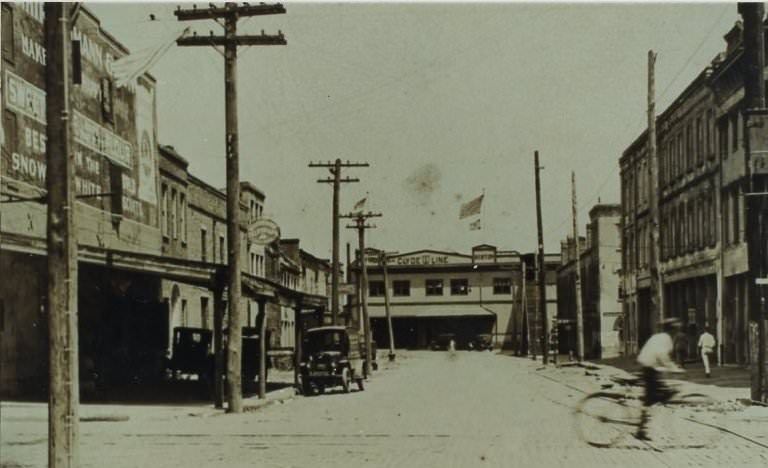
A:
[[247, 218, 281, 245]]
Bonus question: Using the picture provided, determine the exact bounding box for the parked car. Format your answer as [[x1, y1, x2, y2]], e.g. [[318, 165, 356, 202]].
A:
[[300, 326, 365, 395], [429, 333, 456, 351], [169, 327, 214, 383], [469, 334, 493, 351]]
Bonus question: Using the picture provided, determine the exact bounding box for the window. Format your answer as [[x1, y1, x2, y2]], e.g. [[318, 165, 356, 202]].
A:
[[171, 189, 177, 239], [2, 4, 14, 62], [723, 191, 731, 245], [493, 278, 512, 295], [731, 113, 739, 152], [250, 252, 256, 274], [706, 110, 714, 159], [696, 116, 703, 165], [450, 279, 469, 295], [686, 122, 693, 170], [109, 163, 123, 215], [393, 280, 410, 297], [101, 78, 114, 123], [200, 228, 208, 261], [718, 117, 729, 160], [161, 184, 169, 237], [181, 299, 188, 326], [368, 280, 385, 297], [179, 194, 187, 243], [201, 297, 210, 330], [733, 190, 741, 244], [219, 235, 225, 264], [425, 279, 443, 296]]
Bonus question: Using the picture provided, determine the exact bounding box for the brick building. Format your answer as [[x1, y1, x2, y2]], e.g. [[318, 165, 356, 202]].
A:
[[557, 204, 622, 359], [0, 4, 328, 396], [620, 19, 765, 364]]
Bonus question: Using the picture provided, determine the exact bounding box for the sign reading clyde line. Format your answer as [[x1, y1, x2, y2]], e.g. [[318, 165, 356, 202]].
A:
[[248, 218, 281, 245]]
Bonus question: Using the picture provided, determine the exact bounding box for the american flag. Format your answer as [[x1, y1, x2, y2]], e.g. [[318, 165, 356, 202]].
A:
[[459, 194, 483, 219]]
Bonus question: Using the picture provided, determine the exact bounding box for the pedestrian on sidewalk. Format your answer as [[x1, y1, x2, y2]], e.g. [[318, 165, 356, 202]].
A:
[[698, 326, 716, 378], [673, 328, 688, 368]]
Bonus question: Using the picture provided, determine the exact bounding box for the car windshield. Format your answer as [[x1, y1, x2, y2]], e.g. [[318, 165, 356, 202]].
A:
[[305, 330, 347, 353]]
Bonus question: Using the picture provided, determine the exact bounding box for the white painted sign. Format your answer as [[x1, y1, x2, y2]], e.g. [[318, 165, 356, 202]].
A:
[[248, 218, 281, 245]]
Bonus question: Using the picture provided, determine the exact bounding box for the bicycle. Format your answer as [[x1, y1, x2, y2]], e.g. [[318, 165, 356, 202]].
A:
[[573, 372, 723, 449]]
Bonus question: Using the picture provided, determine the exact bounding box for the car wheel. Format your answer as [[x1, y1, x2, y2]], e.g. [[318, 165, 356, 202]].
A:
[[341, 367, 351, 393]]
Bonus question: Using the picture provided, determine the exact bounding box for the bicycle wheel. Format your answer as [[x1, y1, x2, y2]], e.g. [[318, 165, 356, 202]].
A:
[[665, 393, 724, 449], [574, 393, 637, 447]]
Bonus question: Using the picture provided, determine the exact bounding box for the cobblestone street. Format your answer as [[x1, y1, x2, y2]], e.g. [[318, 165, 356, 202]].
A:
[[3, 351, 768, 467]]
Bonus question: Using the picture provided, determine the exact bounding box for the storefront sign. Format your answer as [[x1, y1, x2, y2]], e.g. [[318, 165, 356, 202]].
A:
[[72, 110, 133, 169], [395, 254, 449, 266], [247, 218, 280, 245], [5, 71, 46, 124]]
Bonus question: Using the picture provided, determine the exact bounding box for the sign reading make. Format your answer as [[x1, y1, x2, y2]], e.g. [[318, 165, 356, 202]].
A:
[[248, 218, 280, 245]]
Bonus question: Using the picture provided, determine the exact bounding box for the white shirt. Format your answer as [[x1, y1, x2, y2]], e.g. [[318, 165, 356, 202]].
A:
[[637, 332, 676, 369], [698, 332, 716, 353]]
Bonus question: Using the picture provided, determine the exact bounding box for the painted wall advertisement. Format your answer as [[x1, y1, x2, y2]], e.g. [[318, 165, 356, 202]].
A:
[[0, 4, 158, 226]]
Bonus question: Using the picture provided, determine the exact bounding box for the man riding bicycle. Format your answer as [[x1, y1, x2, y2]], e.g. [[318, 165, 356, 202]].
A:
[[635, 317, 685, 441]]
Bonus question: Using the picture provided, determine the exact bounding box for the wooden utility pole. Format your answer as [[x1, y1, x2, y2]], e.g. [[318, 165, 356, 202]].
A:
[[45, 3, 79, 466], [740, 2, 768, 403], [176, 2, 287, 413], [310, 159, 369, 324], [380, 252, 396, 361], [342, 211, 381, 377], [534, 151, 549, 364], [571, 172, 585, 361], [648, 50, 664, 326]]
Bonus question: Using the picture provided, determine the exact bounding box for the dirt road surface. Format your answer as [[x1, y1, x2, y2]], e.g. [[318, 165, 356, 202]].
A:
[[3, 351, 768, 467]]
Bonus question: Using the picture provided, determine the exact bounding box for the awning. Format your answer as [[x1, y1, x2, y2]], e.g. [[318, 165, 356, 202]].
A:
[[368, 304, 495, 319]]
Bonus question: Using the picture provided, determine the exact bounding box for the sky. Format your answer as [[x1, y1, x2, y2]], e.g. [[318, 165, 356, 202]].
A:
[[89, 1, 739, 259]]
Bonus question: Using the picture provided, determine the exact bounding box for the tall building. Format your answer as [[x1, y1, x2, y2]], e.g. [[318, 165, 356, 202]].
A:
[[620, 19, 764, 364], [557, 204, 622, 359]]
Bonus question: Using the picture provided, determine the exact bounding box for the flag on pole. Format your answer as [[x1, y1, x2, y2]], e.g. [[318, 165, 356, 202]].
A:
[[469, 219, 481, 231], [111, 27, 191, 88], [352, 197, 367, 213], [459, 194, 483, 219]]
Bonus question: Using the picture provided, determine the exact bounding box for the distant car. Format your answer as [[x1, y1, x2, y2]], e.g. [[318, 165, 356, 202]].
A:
[[429, 333, 456, 351], [300, 326, 365, 395], [469, 334, 493, 351]]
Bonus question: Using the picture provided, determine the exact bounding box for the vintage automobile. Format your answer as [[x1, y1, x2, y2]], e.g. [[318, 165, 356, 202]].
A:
[[300, 326, 365, 395], [469, 334, 493, 351], [169, 327, 214, 383], [429, 333, 457, 351]]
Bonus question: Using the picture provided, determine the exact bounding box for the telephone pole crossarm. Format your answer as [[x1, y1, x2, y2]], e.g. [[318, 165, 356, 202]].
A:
[[317, 177, 360, 184], [174, 3, 286, 21], [177, 33, 286, 47]]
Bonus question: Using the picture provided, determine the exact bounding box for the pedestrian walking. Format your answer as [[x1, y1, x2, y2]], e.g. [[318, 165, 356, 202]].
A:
[[673, 329, 688, 368], [698, 326, 716, 378]]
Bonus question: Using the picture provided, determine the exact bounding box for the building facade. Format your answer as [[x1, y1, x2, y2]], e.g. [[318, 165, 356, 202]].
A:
[[557, 204, 623, 359], [0, 4, 328, 396], [620, 19, 763, 364], [352, 245, 559, 352]]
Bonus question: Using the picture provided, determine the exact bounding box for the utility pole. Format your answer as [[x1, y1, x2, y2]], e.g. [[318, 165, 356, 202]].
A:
[[379, 251, 396, 361], [534, 151, 549, 364], [175, 1, 287, 414], [342, 211, 381, 377], [740, 2, 768, 403], [45, 3, 79, 467], [310, 159, 369, 324], [571, 172, 585, 362], [648, 49, 664, 326]]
